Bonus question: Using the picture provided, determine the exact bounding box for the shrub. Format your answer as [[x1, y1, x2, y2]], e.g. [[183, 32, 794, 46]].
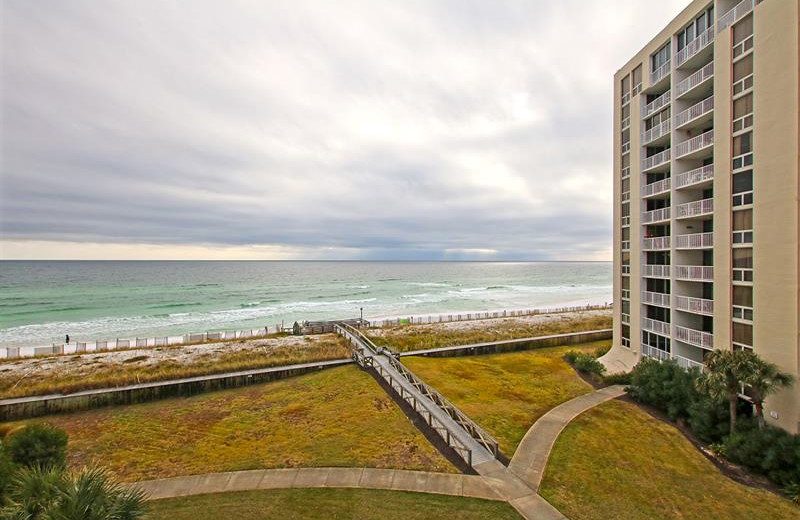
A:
[[6, 423, 68, 470], [0, 440, 16, 501], [563, 350, 581, 365], [573, 353, 606, 376], [603, 372, 633, 385], [626, 358, 701, 421], [723, 420, 800, 488], [593, 344, 611, 358], [784, 482, 800, 505], [686, 394, 731, 444]]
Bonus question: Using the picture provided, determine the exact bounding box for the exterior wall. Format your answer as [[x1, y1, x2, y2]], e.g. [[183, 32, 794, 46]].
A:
[[753, 0, 800, 433]]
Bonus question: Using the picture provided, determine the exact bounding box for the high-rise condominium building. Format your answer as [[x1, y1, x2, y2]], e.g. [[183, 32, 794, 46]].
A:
[[603, 0, 799, 433]]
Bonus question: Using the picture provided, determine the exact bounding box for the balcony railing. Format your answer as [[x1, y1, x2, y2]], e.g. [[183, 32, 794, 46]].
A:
[[650, 61, 671, 86], [642, 149, 671, 172], [642, 177, 671, 198], [642, 206, 671, 224], [719, 0, 755, 32], [675, 164, 714, 189], [675, 96, 714, 129], [642, 343, 671, 361], [642, 264, 670, 278], [674, 325, 713, 349], [642, 90, 671, 119], [642, 120, 671, 145], [676, 27, 714, 67], [674, 295, 714, 316], [642, 317, 671, 336], [673, 355, 705, 370], [643, 291, 671, 307], [676, 129, 714, 158], [676, 62, 714, 98], [674, 265, 714, 281], [676, 232, 713, 249], [676, 198, 714, 219], [643, 236, 670, 250]]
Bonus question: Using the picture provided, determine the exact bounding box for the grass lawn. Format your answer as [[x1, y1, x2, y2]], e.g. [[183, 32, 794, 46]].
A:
[[148, 488, 522, 519], [11, 365, 454, 481], [402, 341, 606, 456], [0, 336, 349, 399], [540, 400, 798, 520], [368, 312, 610, 352]]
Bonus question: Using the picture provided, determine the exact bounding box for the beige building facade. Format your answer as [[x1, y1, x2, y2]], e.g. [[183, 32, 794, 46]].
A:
[[603, 0, 800, 433]]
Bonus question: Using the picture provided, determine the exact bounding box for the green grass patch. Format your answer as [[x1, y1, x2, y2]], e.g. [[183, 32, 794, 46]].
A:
[[540, 400, 798, 519], [402, 341, 606, 455], [10, 366, 454, 481], [147, 488, 522, 520], [369, 312, 610, 352], [0, 336, 350, 399]]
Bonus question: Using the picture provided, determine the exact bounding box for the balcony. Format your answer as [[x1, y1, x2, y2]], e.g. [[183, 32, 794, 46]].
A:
[[675, 198, 714, 219], [676, 62, 714, 99], [642, 343, 671, 361], [676, 27, 714, 68], [719, 0, 755, 32], [676, 232, 713, 249], [650, 61, 671, 88], [673, 355, 705, 370], [642, 317, 671, 336], [674, 265, 714, 282], [642, 177, 671, 198], [642, 291, 671, 307], [642, 264, 670, 278], [674, 295, 714, 316], [643, 236, 670, 251], [642, 90, 671, 119], [674, 325, 713, 350], [675, 164, 714, 189], [642, 206, 671, 224], [675, 96, 714, 130], [642, 120, 671, 146], [676, 130, 714, 159], [642, 149, 671, 173]]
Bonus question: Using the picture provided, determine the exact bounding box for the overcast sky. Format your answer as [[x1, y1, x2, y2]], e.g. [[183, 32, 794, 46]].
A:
[[1, 0, 688, 261]]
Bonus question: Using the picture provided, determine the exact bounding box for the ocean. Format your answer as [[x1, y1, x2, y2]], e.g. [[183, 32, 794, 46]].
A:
[[0, 261, 611, 348]]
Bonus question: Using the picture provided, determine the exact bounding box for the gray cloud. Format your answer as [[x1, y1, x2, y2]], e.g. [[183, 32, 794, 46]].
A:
[[1, 0, 687, 260]]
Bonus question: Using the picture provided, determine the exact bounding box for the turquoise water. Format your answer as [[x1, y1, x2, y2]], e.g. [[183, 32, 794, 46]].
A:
[[0, 261, 611, 347]]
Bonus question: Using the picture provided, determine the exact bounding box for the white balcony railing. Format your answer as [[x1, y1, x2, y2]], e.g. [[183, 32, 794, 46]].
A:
[[673, 355, 705, 370], [642, 264, 670, 278], [642, 90, 671, 119], [675, 96, 714, 129], [676, 198, 714, 219], [674, 265, 714, 281], [642, 343, 671, 361], [676, 130, 714, 158], [674, 295, 714, 316], [642, 317, 671, 336], [676, 232, 714, 249], [642, 206, 671, 224], [643, 291, 671, 307], [642, 120, 671, 144], [676, 62, 714, 98], [642, 177, 671, 198], [674, 324, 714, 349], [642, 149, 671, 171], [643, 236, 671, 250], [675, 164, 714, 189], [650, 60, 671, 86], [719, 0, 755, 32], [676, 27, 714, 67]]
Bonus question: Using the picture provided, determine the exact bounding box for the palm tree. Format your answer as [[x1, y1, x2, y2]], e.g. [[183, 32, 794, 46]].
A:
[[0, 465, 147, 520], [696, 349, 744, 434], [737, 351, 794, 429]]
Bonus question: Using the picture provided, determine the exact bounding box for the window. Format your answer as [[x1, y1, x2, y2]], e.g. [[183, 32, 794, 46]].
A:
[[621, 104, 630, 121], [677, 6, 714, 50], [733, 94, 753, 120], [622, 154, 630, 169], [733, 132, 752, 156], [621, 227, 630, 241], [733, 55, 753, 83], [733, 170, 753, 206], [632, 65, 643, 90], [645, 108, 671, 130], [621, 75, 631, 95], [733, 248, 753, 269], [622, 177, 630, 194], [651, 43, 670, 71], [733, 322, 753, 347], [733, 15, 753, 46], [733, 209, 753, 231], [733, 286, 753, 307]]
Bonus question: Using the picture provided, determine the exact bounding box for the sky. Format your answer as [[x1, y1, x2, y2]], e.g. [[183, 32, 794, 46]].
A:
[[1, 0, 688, 261]]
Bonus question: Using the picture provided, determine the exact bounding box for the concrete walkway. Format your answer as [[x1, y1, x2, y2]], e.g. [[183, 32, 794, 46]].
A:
[[130, 386, 626, 520]]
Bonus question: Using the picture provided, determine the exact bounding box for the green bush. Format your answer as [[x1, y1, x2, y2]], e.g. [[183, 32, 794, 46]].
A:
[[6, 423, 68, 470], [563, 350, 580, 365], [626, 358, 702, 421], [603, 372, 633, 385], [784, 482, 800, 505], [722, 420, 800, 488], [0, 440, 16, 502], [573, 353, 606, 376], [593, 344, 611, 358], [686, 394, 731, 444]]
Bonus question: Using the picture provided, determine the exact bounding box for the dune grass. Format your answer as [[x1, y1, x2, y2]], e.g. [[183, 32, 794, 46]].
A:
[[147, 488, 522, 520], [402, 341, 606, 456], [540, 399, 798, 519], [0, 336, 350, 399], [369, 312, 611, 353], [9, 365, 454, 481]]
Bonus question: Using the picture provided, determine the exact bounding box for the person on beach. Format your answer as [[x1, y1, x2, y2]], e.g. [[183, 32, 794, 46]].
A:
[[65, 334, 70, 344]]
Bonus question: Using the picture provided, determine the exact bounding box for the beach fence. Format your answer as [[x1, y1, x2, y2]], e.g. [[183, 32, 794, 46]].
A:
[[369, 303, 612, 328]]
